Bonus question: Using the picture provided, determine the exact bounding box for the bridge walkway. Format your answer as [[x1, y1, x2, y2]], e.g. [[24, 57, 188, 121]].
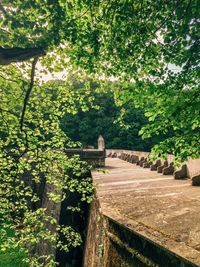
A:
[[92, 158, 200, 266]]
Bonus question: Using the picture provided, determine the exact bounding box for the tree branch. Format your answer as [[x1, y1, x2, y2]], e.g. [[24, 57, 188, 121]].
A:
[[0, 47, 46, 65], [20, 57, 38, 131], [0, 107, 18, 116], [0, 109, 10, 132], [0, 73, 25, 84], [0, 2, 7, 16]]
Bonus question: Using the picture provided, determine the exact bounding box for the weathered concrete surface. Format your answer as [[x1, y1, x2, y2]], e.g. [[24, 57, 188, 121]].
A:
[[106, 149, 200, 179], [92, 158, 200, 266], [187, 159, 200, 178], [83, 195, 110, 267]]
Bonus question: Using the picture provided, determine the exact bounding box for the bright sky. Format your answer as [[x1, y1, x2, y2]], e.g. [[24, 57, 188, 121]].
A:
[[36, 61, 69, 82]]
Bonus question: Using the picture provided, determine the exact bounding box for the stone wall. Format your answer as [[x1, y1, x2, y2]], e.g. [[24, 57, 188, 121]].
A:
[[83, 150, 200, 266], [106, 149, 150, 159], [66, 149, 106, 167], [83, 197, 199, 267], [83, 194, 110, 267]]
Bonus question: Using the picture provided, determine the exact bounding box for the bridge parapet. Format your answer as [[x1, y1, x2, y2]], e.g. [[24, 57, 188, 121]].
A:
[[84, 157, 200, 267], [66, 148, 106, 167], [65, 136, 106, 167], [106, 149, 200, 185]]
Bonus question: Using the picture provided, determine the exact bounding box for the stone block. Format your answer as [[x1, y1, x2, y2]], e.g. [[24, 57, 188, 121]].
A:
[[107, 152, 112, 157], [127, 155, 131, 162], [143, 161, 152, 168], [157, 160, 168, 173], [124, 154, 128, 161], [128, 155, 134, 163], [136, 157, 144, 166], [111, 152, 117, 158], [174, 164, 188, 179], [129, 155, 134, 163], [139, 158, 147, 167], [123, 153, 126, 160], [130, 155, 139, 164], [119, 153, 124, 159], [120, 153, 125, 160], [192, 175, 200, 186], [163, 162, 174, 175], [150, 160, 161, 171]]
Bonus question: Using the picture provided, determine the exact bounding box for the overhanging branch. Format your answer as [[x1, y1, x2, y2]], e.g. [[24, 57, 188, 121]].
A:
[[0, 47, 46, 65]]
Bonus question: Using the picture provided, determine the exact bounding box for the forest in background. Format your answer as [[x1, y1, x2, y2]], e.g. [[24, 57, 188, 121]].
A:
[[60, 79, 166, 151]]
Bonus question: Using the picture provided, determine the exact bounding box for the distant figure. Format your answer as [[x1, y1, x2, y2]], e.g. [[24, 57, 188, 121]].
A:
[[98, 135, 105, 150]]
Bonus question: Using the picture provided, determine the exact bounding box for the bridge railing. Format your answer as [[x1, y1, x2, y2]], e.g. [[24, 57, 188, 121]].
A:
[[106, 149, 200, 186]]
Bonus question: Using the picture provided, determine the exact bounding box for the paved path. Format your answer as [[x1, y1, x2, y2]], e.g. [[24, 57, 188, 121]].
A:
[[92, 158, 200, 266]]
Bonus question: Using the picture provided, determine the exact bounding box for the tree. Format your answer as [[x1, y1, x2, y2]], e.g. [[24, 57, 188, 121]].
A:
[[133, 72, 200, 163], [0, 67, 94, 266], [1, 0, 199, 161], [60, 79, 158, 151], [0, 1, 199, 264], [0, 1, 198, 73]]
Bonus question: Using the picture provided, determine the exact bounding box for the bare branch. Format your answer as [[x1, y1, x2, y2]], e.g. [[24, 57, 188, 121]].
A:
[[15, 131, 29, 160], [20, 57, 38, 131]]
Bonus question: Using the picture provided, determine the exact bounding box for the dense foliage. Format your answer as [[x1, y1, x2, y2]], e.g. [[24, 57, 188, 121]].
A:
[[61, 80, 159, 151], [0, 0, 199, 265], [1, 0, 199, 160], [0, 65, 94, 266]]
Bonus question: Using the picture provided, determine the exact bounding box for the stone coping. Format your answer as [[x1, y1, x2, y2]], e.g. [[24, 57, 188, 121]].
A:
[[92, 158, 200, 267], [106, 149, 200, 178]]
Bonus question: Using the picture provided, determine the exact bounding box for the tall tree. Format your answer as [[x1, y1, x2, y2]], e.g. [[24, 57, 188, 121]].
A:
[[0, 68, 95, 266], [60, 80, 157, 151], [0, 0, 199, 158], [0, 1, 199, 264]]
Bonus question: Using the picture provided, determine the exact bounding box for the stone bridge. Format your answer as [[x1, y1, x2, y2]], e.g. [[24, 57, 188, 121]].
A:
[[83, 150, 200, 267]]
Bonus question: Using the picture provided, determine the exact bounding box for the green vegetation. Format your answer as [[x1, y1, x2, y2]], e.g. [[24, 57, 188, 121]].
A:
[[61, 80, 160, 151], [0, 222, 28, 267], [1, 0, 198, 160], [0, 0, 199, 266], [0, 70, 94, 266], [1, 0, 199, 159]]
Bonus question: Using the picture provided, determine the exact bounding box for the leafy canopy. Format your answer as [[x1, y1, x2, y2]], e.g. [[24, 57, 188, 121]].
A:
[[60, 78, 161, 151], [0, 0, 199, 192], [0, 1, 199, 264], [0, 65, 95, 266]]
